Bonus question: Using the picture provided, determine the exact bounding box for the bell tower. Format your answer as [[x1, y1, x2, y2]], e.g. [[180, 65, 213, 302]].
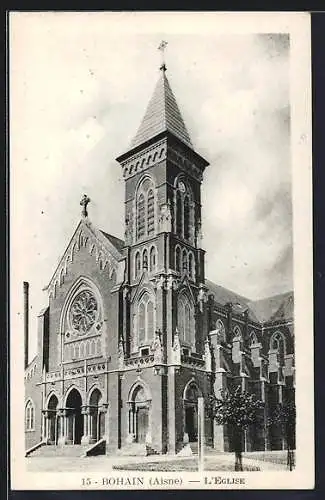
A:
[[116, 52, 209, 364]]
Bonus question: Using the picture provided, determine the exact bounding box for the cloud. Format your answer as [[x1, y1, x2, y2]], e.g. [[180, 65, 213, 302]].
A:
[[10, 18, 293, 356]]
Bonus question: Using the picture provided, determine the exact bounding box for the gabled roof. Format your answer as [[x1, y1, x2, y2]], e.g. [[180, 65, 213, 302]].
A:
[[44, 218, 125, 292], [248, 291, 294, 323], [206, 278, 293, 324], [130, 70, 193, 150], [205, 280, 249, 309], [100, 231, 125, 253]]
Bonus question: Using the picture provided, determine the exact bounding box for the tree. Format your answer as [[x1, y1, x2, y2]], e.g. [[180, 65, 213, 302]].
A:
[[210, 385, 264, 471], [268, 396, 296, 470]]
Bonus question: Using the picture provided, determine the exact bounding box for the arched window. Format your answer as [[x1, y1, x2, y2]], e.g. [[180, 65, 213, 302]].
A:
[[270, 331, 286, 364], [177, 295, 195, 347], [175, 246, 181, 273], [25, 399, 35, 431], [250, 332, 258, 345], [176, 191, 182, 236], [174, 179, 193, 241], [80, 342, 85, 358], [135, 252, 141, 278], [137, 193, 145, 240], [149, 246, 156, 273], [184, 196, 190, 240], [182, 249, 188, 274], [138, 293, 155, 345], [147, 189, 155, 236], [136, 178, 156, 240], [138, 302, 146, 344], [142, 249, 148, 270], [188, 252, 195, 280]]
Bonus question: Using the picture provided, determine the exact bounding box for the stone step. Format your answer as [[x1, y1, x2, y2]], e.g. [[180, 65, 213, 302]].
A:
[[189, 442, 216, 456], [30, 444, 90, 458], [116, 443, 147, 456]]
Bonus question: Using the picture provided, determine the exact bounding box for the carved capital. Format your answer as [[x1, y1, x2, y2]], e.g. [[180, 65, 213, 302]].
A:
[[155, 275, 166, 290], [166, 275, 179, 290], [123, 286, 130, 301]]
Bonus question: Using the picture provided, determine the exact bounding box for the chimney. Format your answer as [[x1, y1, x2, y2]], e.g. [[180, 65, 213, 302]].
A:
[[23, 281, 29, 369]]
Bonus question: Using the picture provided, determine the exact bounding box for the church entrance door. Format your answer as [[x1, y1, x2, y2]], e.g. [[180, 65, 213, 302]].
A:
[[66, 388, 83, 445], [183, 382, 201, 443], [185, 406, 197, 442], [89, 388, 104, 442], [47, 394, 59, 444], [136, 407, 149, 443]]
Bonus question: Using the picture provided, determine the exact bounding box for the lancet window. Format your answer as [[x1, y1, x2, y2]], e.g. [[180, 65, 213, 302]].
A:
[[136, 177, 156, 241]]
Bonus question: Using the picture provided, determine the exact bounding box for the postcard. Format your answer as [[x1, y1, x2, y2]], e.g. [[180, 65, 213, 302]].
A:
[[10, 11, 313, 490]]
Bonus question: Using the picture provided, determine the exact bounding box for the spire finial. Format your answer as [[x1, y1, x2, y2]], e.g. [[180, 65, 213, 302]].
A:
[[158, 40, 168, 72], [80, 194, 90, 217]]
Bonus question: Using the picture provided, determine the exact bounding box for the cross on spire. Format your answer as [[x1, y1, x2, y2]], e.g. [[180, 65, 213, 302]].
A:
[[158, 40, 168, 72], [80, 194, 90, 217]]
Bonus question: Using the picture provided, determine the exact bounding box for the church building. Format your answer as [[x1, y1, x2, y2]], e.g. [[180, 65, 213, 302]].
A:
[[24, 58, 295, 457]]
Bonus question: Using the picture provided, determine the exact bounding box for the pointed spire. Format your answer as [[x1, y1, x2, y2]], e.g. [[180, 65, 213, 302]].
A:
[[130, 70, 193, 150]]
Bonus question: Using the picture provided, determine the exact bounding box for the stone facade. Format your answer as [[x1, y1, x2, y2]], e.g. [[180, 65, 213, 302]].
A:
[[24, 67, 295, 455]]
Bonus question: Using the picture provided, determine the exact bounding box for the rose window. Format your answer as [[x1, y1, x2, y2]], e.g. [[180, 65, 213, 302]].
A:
[[69, 290, 98, 334]]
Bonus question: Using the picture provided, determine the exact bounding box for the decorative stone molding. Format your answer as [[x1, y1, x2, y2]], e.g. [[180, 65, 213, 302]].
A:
[[168, 147, 203, 183], [197, 283, 208, 312], [158, 202, 172, 233], [171, 329, 181, 365], [121, 140, 167, 180], [118, 339, 125, 370], [155, 275, 166, 290], [151, 331, 164, 365], [166, 274, 179, 291], [46, 220, 125, 299], [123, 286, 130, 301]]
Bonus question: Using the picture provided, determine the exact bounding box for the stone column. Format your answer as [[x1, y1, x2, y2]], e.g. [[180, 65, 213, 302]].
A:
[[57, 409, 67, 446], [145, 402, 152, 446], [41, 411, 47, 442], [125, 403, 135, 443], [81, 407, 92, 444], [102, 404, 110, 443]]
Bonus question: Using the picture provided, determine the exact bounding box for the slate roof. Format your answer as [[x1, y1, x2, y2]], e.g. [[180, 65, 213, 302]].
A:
[[248, 292, 294, 323], [100, 231, 125, 253], [206, 278, 293, 323], [130, 70, 193, 150]]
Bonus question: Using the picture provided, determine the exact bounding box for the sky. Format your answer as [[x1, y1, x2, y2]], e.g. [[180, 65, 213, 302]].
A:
[[10, 13, 293, 359]]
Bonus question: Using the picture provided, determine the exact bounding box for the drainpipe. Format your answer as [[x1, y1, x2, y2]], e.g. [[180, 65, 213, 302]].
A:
[[23, 281, 29, 369]]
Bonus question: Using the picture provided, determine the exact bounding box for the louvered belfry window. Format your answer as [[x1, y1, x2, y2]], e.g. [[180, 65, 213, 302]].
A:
[[136, 178, 156, 240], [147, 189, 155, 235], [184, 196, 190, 240], [176, 191, 182, 236], [137, 193, 145, 239], [175, 179, 193, 241]]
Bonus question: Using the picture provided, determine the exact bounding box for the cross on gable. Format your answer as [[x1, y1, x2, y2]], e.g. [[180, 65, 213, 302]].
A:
[[80, 194, 90, 217]]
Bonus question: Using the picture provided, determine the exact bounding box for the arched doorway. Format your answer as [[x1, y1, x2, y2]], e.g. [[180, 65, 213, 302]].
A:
[[128, 384, 151, 444], [89, 388, 104, 442], [47, 394, 58, 444], [66, 388, 83, 444], [183, 382, 200, 442]]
